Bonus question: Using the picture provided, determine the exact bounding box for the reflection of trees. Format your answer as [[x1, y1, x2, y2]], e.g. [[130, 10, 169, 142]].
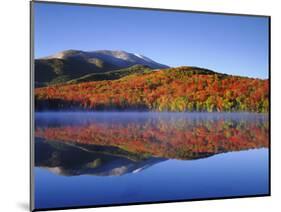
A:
[[35, 116, 269, 160]]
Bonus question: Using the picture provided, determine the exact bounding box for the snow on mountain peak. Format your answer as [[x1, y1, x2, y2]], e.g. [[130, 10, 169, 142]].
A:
[[41, 49, 169, 69], [133, 53, 153, 62]]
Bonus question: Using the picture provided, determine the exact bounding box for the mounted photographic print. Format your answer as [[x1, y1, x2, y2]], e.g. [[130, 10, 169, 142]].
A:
[[30, 1, 270, 211]]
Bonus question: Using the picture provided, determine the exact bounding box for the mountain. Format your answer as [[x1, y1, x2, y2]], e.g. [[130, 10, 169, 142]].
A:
[[66, 64, 152, 84], [43, 49, 169, 69], [35, 66, 269, 112], [35, 50, 169, 87]]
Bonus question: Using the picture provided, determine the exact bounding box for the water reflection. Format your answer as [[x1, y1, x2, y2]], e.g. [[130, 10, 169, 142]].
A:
[[35, 139, 166, 176], [35, 112, 269, 176]]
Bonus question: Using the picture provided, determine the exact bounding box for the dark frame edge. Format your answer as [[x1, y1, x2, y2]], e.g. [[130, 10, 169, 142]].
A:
[[32, 0, 270, 18], [268, 16, 271, 196], [33, 194, 270, 211], [30, 1, 35, 211]]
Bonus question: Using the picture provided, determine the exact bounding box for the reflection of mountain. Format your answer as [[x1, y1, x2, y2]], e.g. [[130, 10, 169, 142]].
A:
[[35, 138, 166, 176], [35, 113, 269, 163]]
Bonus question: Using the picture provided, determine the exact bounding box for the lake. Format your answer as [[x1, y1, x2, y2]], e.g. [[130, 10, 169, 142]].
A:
[[34, 112, 269, 209]]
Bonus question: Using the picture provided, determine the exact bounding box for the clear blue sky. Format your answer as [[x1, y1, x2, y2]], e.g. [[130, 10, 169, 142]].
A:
[[34, 2, 269, 79]]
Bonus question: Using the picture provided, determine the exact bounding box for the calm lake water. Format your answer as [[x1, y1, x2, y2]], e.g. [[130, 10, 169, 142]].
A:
[[34, 112, 269, 209]]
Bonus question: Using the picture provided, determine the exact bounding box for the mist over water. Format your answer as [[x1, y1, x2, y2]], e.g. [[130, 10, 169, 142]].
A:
[[34, 112, 269, 209]]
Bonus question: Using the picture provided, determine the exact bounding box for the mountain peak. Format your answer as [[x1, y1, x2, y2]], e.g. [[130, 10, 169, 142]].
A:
[[41, 49, 169, 69], [43, 49, 84, 59], [35, 49, 169, 87]]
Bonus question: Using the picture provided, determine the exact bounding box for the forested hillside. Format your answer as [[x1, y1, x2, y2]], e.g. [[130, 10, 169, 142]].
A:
[[35, 66, 269, 112]]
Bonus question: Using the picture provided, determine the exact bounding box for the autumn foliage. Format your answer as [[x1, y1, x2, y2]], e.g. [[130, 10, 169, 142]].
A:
[[35, 117, 269, 160], [35, 66, 269, 112]]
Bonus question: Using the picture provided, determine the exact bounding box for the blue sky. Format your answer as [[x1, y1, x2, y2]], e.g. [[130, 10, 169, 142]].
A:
[[34, 2, 269, 79]]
